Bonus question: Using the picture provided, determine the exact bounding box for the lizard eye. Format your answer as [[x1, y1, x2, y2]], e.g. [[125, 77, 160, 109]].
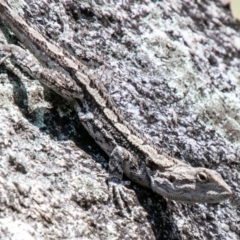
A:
[[197, 172, 208, 182], [168, 175, 176, 183]]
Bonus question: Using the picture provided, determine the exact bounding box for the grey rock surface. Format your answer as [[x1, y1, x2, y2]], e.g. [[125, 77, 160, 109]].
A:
[[0, 0, 239, 239]]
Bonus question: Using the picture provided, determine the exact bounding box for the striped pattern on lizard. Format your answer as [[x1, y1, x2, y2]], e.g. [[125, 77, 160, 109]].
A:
[[0, 0, 232, 212]]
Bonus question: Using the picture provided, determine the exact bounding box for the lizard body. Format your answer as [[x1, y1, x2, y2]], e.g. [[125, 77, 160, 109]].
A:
[[0, 0, 232, 205]]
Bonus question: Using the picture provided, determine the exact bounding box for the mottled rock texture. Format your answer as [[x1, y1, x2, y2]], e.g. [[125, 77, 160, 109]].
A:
[[0, 0, 239, 239]]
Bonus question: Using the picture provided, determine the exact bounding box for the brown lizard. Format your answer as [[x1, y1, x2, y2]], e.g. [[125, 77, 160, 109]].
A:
[[0, 0, 233, 211]]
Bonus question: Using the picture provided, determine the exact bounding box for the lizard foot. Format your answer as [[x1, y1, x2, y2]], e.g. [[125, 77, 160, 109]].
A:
[[108, 180, 139, 219], [0, 51, 11, 65], [230, 192, 240, 207]]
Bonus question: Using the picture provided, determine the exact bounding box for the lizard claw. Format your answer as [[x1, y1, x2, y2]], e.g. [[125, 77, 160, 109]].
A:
[[0, 52, 11, 65], [230, 192, 240, 207], [108, 180, 137, 219]]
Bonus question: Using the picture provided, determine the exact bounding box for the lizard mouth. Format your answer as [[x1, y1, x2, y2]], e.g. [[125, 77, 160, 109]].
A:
[[161, 191, 232, 203]]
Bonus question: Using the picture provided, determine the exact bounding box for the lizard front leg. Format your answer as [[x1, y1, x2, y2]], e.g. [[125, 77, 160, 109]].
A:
[[108, 146, 141, 218]]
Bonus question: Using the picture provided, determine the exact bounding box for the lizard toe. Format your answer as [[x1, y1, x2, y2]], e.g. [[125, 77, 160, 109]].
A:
[[108, 181, 138, 219]]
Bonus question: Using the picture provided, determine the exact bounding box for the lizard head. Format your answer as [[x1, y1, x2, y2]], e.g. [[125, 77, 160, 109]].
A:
[[147, 164, 232, 203]]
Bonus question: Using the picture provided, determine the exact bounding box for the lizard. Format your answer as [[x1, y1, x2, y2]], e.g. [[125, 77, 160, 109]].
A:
[[0, 0, 233, 210]]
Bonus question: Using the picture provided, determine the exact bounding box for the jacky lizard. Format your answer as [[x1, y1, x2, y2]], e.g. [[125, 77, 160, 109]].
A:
[[0, 0, 232, 210]]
